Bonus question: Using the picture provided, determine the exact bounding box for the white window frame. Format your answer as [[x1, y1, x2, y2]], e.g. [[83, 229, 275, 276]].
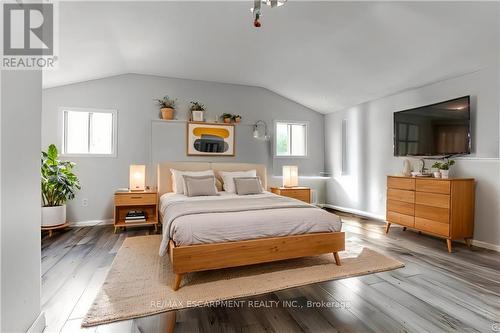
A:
[[60, 107, 118, 157], [273, 120, 308, 158]]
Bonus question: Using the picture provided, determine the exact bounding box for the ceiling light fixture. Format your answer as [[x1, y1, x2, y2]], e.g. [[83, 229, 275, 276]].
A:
[[251, 0, 288, 28]]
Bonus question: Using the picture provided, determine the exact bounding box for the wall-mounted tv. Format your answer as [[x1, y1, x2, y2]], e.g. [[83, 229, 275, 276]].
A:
[[394, 96, 471, 157]]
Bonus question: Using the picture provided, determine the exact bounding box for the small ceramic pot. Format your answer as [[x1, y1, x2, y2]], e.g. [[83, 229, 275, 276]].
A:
[[223, 118, 232, 123], [440, 170, 450, 179], [433, 171, 441, 178], [161, 108, 174, 120]]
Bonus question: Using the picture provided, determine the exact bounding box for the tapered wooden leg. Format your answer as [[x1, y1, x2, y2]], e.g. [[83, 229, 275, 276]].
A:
[[165, 310, 176, 333], [464, 238, 472, 248], [446, 239, 452, 253], [333, 252, 341, 266], [403, 227, 407, 231], [385, 223, 391, 234], [114, 226, 117, 234], [172, 274, 183, 291], [154, 224, 158, 233]]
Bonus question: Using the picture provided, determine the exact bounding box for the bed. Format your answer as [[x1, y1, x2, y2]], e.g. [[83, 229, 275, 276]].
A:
[[158, 162, 345, 290]]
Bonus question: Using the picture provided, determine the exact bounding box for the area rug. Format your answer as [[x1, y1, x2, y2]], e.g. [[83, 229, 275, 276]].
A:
[[82, 235, 404, 327]]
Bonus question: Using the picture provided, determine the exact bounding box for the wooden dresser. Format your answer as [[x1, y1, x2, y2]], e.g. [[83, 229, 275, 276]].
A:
[[271, 187, 311, 203], [386, 176, 475, 252]]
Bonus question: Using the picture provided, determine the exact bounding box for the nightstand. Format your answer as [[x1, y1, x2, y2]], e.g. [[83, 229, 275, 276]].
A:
[[114, 190, 158, 233], [270, 187, 311, 203]]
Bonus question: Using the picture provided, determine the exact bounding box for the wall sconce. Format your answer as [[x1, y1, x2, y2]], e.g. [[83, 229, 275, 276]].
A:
[[253, 120, 270, 141], [129, 165, 146, 191], [282, 165, 298, 188]]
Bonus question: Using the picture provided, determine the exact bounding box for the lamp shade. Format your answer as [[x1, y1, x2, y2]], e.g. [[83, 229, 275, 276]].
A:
[[282, 165, 298, 188], [129, 165, 146, 191]]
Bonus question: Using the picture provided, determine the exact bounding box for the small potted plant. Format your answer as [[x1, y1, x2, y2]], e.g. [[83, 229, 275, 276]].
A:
[[155, 96, 177, 120], [41, 144, 81, 227], [233, 114, 242, 123], [431, 162, 442, 178], [190, 101, 206, 122], [222, 113, 233, 123], [439, 160, 455, 179]]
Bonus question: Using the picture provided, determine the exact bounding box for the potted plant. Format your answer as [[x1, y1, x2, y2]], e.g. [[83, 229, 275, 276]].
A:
[[431, 162, 442, 178], [190, 101, 206, 122], [233, 114, 242, 123], [155, 96, 177, 120], [222, 113, 233, 123], [439, 160, 455, 179], [41, 144, 81, 227]]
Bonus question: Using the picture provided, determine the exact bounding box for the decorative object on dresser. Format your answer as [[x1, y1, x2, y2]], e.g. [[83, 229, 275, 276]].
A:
[[189, 101, 205, 121], [385, 176, 475, 252], [402, 159, 412, 177], [271, 186, 311, 203], [114, 190, 158, 233], [186, 122, 235, 156], [432, 159, 455, 179], [41, 144, 81, 227], [129, 164, 146, 191], [155, 95, 177, 120], [282, 165, 299, 187]]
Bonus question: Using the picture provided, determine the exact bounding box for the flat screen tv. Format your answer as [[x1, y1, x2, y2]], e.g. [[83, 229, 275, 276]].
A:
[[394, 96, 471, 157]]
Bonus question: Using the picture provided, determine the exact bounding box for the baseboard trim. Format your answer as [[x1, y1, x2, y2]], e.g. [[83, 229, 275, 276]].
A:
[[322, 204, 500, 252], [321, 204, 386, 221], [468, 240, 500, 252], [26, 312, 45, 333], [70, 219, 113, 227]]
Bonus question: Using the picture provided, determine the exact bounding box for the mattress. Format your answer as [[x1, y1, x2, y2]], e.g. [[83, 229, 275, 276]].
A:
[[159, 191, 342, 255]]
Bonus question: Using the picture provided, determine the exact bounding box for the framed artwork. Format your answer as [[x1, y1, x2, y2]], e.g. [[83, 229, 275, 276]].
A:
[[187, 122, 235, 156]]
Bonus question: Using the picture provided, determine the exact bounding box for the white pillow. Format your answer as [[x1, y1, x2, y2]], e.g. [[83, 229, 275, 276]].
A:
[[219, 170, 257, 193], [170, 169, 214, 194]]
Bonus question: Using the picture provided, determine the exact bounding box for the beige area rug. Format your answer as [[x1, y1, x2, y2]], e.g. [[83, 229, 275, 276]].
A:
[[82, 235, 404, 327]]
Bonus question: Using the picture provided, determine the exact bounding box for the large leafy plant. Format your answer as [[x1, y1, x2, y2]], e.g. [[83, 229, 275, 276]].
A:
[[41, 144, 81, 207]]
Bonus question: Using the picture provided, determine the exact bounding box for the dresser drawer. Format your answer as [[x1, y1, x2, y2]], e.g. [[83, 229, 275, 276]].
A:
[[387, 211, 414, 228], [387, 188, 414, 203], [388, 177, 415, 190], [415, 204, 449, 224], [416, 179, 450, 194], [415, 192, 450, 209], [387, 199, 414, 216], [115, 193, 157, 206], [415, 217, 449, 237]]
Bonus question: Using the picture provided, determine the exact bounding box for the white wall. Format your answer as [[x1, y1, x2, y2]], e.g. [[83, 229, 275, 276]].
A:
[[1, 71, 44, 332], [324, 66, 500, 248], [42, 74, 326, 223]]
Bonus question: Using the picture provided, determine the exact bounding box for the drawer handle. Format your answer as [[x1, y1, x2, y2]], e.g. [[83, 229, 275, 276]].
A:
[[130, 196, 143, 199]]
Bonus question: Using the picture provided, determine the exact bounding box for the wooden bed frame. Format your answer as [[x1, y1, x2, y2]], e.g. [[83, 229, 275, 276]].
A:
[[157, 162, 345, 291], [168, 232, 345, 290]]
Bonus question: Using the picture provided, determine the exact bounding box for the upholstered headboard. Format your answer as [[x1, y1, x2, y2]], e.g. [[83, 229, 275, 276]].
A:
[[157, 162, 267, 196]]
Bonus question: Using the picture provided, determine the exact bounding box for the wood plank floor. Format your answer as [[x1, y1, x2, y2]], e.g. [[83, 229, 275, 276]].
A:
[[41, 211, 500, 333]]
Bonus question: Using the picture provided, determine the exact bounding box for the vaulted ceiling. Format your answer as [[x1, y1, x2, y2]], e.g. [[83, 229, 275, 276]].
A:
[[44, 1, 498, 113]]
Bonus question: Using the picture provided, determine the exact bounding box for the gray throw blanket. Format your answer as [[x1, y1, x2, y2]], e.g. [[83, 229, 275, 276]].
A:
[[159, 195, 314, 256]]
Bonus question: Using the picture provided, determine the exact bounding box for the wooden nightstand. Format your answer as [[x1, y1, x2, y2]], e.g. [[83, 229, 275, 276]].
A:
[[271, 187, 311, 203], [114, 190, 159, 233]]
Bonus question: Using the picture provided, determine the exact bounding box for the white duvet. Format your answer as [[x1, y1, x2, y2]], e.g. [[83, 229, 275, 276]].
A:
[[159, 191, 342, 250]]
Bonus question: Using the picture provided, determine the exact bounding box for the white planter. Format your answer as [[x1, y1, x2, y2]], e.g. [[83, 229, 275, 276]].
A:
[[440, 170, 450, 179], [433, 171, 441, 178], [42, 205, 66, 227]]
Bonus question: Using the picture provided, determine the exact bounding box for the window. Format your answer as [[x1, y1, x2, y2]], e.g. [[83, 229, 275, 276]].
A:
[[62, 108, 117, 156], [275, 121, 307, 157]]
